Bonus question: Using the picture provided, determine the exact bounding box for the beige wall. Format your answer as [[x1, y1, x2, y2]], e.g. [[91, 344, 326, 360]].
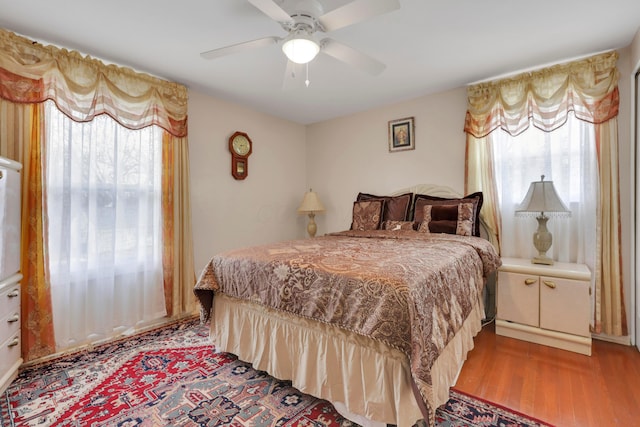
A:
[[632, 27, 640, 68], [188, 91, 307, 272], [306, 87, 468, 234]]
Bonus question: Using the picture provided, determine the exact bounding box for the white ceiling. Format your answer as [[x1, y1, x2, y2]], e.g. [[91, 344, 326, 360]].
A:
[[1, 0, 639, 125]]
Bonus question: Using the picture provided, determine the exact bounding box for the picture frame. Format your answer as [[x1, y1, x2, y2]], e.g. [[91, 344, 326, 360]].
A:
[[388, 117, 415, 152]]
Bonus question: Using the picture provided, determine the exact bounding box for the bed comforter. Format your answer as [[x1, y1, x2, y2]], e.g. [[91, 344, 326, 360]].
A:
[[194, 230, 501, 425]]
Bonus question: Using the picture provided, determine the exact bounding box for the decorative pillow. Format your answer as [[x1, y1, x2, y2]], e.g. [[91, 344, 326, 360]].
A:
[[456, 202, 474, 236], [412, 192, 483, 236], [356, 192, 413, 224], [351, 200, 384, 231], [383, 220, 416, 231], [418, 205, 453, 233], [417, 206, 433, 233], [417, 203, 474, 236]]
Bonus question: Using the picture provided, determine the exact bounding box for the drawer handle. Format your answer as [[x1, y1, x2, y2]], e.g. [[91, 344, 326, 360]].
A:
[[7, 314, 19, 324], [524, 278, 536, 285], [8, 337, 19, 348], [7, 290, 19, 298], [543, 280, 556, 289]]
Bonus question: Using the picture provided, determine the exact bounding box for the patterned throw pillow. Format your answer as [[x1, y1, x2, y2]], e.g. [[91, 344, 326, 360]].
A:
[[412, 192, 483, 236], [455, 202, 474, 236], [417, 205, 433, 233], [351, 200, 383, 231], [356, 192, 413, 224], [383, 220, 415, 231], [418, 203, 474, 236]]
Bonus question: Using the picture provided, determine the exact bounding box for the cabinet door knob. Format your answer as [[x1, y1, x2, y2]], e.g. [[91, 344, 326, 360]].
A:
[[543, 280, 556, 289], [524, 278, 536, 285]]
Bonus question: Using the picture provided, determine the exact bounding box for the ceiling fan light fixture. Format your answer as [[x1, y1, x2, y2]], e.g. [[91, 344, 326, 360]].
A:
[[282, 32, 320, 64]]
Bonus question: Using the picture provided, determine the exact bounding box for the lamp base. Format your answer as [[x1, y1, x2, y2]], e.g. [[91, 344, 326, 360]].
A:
[[306, 212, 317, 238], [532, 213, 554, 265], [532, 255, 554, 265]]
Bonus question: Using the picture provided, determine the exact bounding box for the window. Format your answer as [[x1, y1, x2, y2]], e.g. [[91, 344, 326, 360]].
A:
[[45, 101, 167, 349], [491, 113, 598, 267]]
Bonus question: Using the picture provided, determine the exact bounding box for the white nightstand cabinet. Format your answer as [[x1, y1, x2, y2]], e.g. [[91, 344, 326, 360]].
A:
[[496, 257, 592, 356]]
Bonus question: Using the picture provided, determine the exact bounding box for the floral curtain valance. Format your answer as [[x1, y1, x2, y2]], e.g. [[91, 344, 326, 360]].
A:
[[464, 51, 619, 138], [0, 28, 187, 137]]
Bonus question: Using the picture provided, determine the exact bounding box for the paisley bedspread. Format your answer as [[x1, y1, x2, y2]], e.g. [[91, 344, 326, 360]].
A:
[[194, 230, 501, 425]]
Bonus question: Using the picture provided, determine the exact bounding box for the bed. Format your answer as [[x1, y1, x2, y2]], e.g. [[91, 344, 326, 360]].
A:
[[194, 185, 501, 427]]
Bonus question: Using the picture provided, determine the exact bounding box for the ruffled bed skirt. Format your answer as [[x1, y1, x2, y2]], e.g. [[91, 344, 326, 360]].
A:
[[211, 293, 484, 427]]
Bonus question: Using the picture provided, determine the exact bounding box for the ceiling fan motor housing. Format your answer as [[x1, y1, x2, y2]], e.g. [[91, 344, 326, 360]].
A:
[[281, 0, 325, 32]]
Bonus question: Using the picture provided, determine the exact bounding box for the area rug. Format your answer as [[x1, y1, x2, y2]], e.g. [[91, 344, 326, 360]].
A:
[[0, 319, 552, 427]]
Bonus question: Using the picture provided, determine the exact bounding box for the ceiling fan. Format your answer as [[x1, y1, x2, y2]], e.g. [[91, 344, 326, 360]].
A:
[[200, 0, 400, 78]]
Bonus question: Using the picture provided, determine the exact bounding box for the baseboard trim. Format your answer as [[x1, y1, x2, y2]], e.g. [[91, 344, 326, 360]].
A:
[[592, 333, 631, 346], [21, 314, 198, 369]]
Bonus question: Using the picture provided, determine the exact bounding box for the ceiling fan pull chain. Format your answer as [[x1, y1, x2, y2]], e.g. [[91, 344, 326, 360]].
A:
[[305, 63, 310, 87]]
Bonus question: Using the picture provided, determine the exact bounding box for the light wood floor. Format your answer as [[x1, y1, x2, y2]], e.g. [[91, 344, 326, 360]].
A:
[[454, 322, 640, 427]]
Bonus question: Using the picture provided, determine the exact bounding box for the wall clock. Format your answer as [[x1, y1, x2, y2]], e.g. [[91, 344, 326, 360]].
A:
[[228, 131, 252, 180]]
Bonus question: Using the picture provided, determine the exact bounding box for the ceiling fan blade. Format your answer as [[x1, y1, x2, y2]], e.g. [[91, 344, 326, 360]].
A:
[[200, 37, 280, 60], [320, 38, 386, 75], [282, 61, 307, 90], [318, 0, 400, 32], [247, 0, 293, 23]]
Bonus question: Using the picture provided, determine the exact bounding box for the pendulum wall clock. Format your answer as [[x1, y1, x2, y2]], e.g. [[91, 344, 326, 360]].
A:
[[228, 131, 252, 180]]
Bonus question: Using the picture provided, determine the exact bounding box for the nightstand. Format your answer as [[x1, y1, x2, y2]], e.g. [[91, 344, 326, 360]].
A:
[[496, 257, 592, 356]]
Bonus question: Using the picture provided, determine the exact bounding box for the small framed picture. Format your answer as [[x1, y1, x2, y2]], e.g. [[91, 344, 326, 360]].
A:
[[388, 117, 415, 152]]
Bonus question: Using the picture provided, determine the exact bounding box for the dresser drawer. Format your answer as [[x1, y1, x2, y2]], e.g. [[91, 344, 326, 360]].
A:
[[0, 284, 20, 316], [0, 311, 19, 344], [0, 331, 21, 375]]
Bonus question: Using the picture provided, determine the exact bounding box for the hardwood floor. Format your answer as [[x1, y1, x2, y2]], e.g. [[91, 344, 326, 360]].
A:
[[454, 322, 640, 426]]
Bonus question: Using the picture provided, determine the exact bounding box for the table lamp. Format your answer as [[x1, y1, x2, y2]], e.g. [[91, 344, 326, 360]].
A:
[[515, 175, 570, 265], [297, 189, 325, 237]]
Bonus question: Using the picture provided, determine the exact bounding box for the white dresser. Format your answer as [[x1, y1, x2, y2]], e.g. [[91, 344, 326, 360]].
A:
[[496, 257, 592, 356], [0, 156, 23, 393]]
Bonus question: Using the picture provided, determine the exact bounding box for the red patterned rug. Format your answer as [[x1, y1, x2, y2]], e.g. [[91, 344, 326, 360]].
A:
[[0, 319, 552, 427]]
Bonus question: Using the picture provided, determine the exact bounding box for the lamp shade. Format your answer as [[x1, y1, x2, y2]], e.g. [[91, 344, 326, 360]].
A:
[[516, 175, 570, 215], [282, 32, 320, 64], [297, 189, 325, 213]]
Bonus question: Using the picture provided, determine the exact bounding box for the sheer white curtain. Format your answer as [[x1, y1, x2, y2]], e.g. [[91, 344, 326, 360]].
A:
[[45, 101, 167, 350], [492, 113, 598, 272]]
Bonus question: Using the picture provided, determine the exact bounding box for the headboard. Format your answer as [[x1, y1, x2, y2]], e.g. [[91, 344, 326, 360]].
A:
[[390, 183, 492, 242], [391, 183, 462, 199]]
